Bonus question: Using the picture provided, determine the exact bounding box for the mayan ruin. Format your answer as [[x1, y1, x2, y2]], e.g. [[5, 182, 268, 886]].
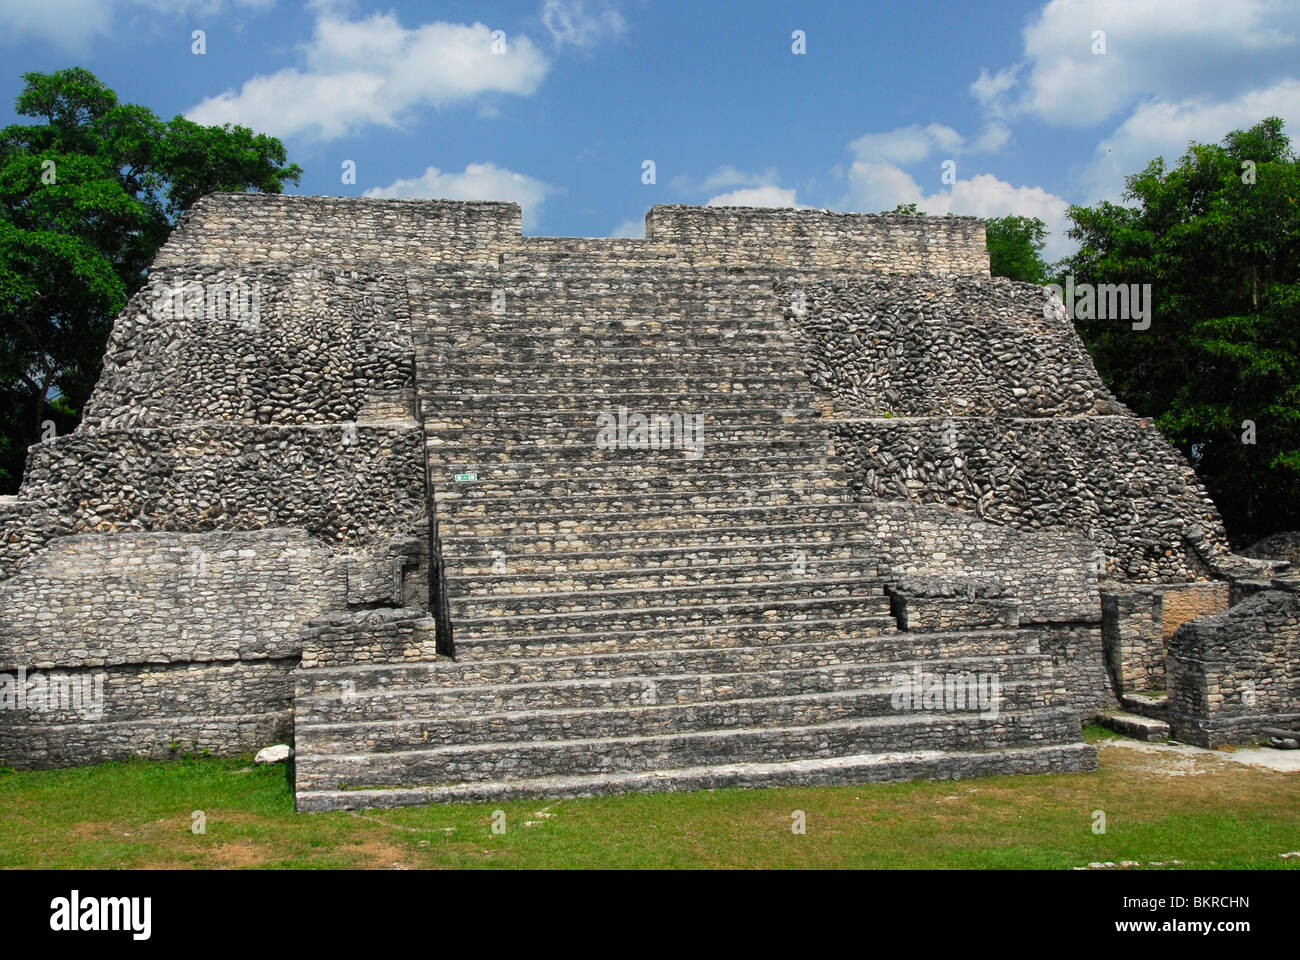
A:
[[1, 193, 1293, 813]]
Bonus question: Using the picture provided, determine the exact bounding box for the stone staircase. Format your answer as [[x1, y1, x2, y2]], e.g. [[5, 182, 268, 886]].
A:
[[292, 259, 1095, 810]]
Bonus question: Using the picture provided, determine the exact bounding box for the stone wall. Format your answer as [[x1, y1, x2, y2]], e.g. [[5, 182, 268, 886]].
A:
[[0, 529, 341, 668], [785, 274, 1230, 584], [0, 528, 335, 767], [647, 207, 990, 276], [154, 194, 521, 268], [1161, 582, 1231, 639], [1165, 587, 1300, 746], [1101, 588, 1164, 694], [786, 275, 1125, 418], [862, 500, 1102, 625], [2, 424, 427, 581], [83, 266, 415, 430], [1, 212, 436, 765], [832, 417, 1226, 582]]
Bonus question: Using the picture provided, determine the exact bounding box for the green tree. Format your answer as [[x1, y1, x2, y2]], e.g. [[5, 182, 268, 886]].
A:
[[985, 215, 1050, 283], [0, 67, 301, 490], [1060, 117, 1300, 540]]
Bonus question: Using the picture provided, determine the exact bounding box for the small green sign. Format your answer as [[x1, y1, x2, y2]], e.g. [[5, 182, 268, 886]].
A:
[[454, 472, 478, 483]]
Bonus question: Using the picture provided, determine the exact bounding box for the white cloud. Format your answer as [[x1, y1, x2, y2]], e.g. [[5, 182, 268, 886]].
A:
[[364, 162, 556, 230], [706, 185, 803, 208], [976, 0, 1300, 127], [850, 124, 965, 165], [0, 0, 273, 49], [541, 0, 626, 48], [187, 11, 549, 140], [697, 165, 781, 192], [0, 0, 110, 48], [843, 162, 1073, 259], [842, 161, 924, 213], [1082, 78, 1300, 202], [848, 121, 1010, 166], [970, 65, 1020, 115], [610, 217, 644, 238]]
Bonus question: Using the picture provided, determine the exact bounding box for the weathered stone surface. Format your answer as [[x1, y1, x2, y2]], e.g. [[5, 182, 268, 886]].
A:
[[1165, 587, 1300, 746], [255, 744, 293, 764], [0, 194, 1281, 801]]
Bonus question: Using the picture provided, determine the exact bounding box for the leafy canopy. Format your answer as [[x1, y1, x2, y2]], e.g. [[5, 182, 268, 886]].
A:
[[1060, 117, 1300, 540], [0, 67, 301, 489]]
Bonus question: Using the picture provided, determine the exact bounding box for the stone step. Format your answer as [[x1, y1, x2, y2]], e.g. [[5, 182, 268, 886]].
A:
[[423, 406, 822, 432], [418, 390, 822, 416], [448, 575, 894, 620], [296, 649, 1050, 720], [294, 707, 1082, 790], [415, 329, 795, 350], [416, 377, 811, 400], [448, 618, 1047, 663], [416, 318, 795, 341], [296, 646, 1051, 716], [443, 537, 879, 576], [417, 374, 813, 397], [413, 281, 783, 305], [413, 274, 784, 295], [438, 517, 874, 560], [295, 630, 1041, 696], [434, 468, 848, 502], [426, 452, 836, 483], [414, 353, 802, 375], [451, 593, 895, 641], [424, 438, 831, 470], [296, 676, 1059, 754], [438, 503, 870, 542], [447, 555, 880, 596], [1095, 710, 1171, 741], [294, 741, 1099, 810], [424, 422, 830, 455], [436, 478, 850, 517]]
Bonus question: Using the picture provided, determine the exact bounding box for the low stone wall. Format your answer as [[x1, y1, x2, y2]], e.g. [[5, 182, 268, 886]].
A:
[[0, 529, 334, 767], [0, 529, 342, 669], [783, 275, 1125, 418], [0, 657, 295, 767], [154, 194, 521, 268], [300, 610, 439, 669], [1101, 588, 1164, 694], [83, 267, 415, 430], [2, 423, 426, 579], [1161, 582, 1231, 638], [834, 416, 1227, 583], [860, 500, 1103, 625], [887, 577, 1020, 631], [1165, 587, 1300, 746], [647, 207, 989, 276], [1037, 624, 1115, 716]]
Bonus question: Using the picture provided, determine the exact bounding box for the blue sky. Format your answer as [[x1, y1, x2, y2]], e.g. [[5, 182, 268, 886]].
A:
[[1, 0, 1297, 257]]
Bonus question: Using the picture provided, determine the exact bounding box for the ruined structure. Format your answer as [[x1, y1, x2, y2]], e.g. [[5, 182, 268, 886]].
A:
[[1, 195, 1292, 809]]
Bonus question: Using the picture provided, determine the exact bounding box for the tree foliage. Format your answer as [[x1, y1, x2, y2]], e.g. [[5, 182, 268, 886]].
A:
[[985, 215, 1050, 284], [0, 67, 301, 490], [1060, 117, 1300, 541]]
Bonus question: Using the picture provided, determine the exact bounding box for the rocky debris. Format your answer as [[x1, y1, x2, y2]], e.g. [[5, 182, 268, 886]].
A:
[[255, 744, 294, 764]]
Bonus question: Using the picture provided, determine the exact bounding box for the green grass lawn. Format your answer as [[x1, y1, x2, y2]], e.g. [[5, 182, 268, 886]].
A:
[[2, 727, 1298, 869]]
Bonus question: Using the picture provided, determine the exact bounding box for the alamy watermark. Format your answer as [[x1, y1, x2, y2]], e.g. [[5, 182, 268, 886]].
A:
[[150, 279, 262, 329], [596, 407, 705, 459], [890, 666, 1001, 720], [1, 666, 105, 719], [1044, 276, 1151, 330]]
